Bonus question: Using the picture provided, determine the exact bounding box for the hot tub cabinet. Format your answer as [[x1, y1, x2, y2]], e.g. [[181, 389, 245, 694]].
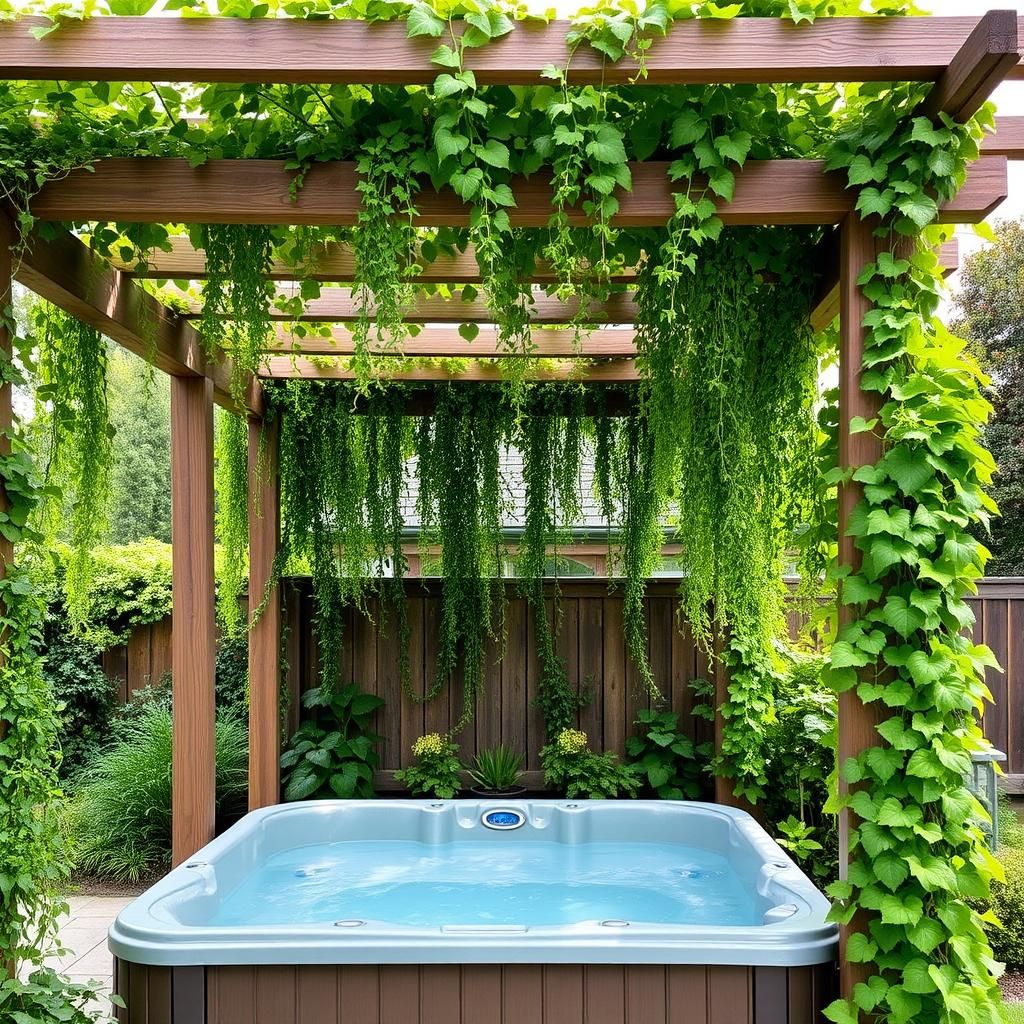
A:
[[113, 960, 836, 1023], [110, 801, 838, 1024]]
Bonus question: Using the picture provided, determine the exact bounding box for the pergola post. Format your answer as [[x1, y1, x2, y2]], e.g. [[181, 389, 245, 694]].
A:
[[171, 374, 217, 865], [836, 213, 887, 1000], [247, 412, 281, 810], [0, 212, 13, 587]]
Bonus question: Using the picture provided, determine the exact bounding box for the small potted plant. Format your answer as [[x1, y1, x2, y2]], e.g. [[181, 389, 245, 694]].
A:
[[395, 733, 463, 799], [468, 744, 525, 797]]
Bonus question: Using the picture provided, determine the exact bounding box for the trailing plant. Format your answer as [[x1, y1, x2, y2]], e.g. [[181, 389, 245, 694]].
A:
[[539, 727, 640, 800], [625, 709, 708, 800], [199, 223, 274, 403], [280, 683, 384, 801], [819, 91, 1005, 1024], [415, 384, 510, 725], [68, 702, 248, 880], [35, 304, 113, 628], [395, 732, 463, 799], [215, 408, 249, 634], [468, 744, 524, 793], [0, 970, 117, 1024]]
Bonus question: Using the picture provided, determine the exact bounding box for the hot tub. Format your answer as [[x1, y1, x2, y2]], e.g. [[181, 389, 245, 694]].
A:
[[110, 800, 837, 1023]]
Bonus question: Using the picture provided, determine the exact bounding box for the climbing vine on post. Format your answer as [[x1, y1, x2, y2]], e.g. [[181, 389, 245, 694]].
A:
[[822, 95, 1003, 1024]]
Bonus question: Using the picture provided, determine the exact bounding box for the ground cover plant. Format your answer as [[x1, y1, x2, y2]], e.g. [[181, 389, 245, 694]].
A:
[[0, 2, 1007, 1021]]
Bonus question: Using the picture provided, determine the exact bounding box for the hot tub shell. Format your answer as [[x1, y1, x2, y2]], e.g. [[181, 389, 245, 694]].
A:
[[110, 800, 838, 1023]]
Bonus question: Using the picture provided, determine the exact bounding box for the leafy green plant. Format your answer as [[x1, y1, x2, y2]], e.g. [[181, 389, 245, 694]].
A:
[[540, 728, 640, 800], [625, 709, 708, 800], [776, 815, 825, 871], [69, 702, 249, 881], [40, 613, 115, 780], [280, 683, 384, 800], [468, 744, 524, 792], [0, 969, 118, 1024], [395, 732, 464, 799], [214, 409, 249, 634], [977, 847, 1024, 970]]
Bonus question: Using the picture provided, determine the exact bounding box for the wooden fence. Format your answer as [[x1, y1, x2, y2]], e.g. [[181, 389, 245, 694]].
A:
[[99, 577, 1024, 786]]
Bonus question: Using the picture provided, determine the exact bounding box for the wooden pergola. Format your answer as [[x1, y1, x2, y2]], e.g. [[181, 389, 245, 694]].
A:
[[3, 9, 1024, 1002]]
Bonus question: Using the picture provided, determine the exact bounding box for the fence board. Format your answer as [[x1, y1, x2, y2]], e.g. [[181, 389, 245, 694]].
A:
[[95, 578, 1024, 779]]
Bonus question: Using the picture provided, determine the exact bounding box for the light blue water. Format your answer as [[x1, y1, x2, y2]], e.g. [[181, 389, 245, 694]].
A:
[[210, 840, 760, 927]]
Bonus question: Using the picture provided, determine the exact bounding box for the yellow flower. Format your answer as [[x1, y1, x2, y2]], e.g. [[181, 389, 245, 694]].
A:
[[556, 728, 588, 755], [413, 733, 447, 758]]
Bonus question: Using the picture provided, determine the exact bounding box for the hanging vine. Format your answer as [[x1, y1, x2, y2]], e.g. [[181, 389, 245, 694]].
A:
[[35, 304, 113, 628], [214, 408, 249, 634], [200, 224, 274, 403]]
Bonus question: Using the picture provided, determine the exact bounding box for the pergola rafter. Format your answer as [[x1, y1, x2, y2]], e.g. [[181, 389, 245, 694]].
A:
[[28, 154, 1009, 226], [2, 13, 1023, 86]]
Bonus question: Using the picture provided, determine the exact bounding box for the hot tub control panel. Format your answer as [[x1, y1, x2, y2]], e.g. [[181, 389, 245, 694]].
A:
[[482, 808, 526, 830]]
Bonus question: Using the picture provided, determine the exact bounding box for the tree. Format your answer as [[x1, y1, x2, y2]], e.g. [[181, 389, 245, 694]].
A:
[[105, 346, 171, 544], [952, 219, 1024, 576]]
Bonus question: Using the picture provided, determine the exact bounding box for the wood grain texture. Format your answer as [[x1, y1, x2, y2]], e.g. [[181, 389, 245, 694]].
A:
[[0, 15, 1003, 86], [191, 289, 640, 325], [171, 375, 217, 866], [986, 115, 1024, 158], [836, 215, 889, 1001], [260, 357, 640, 382], [14, 227, 261, 414], [915, 10, 1019, 123], [248, 414, 281, 810], [27, 156, 1007, 227], [118, 961, 832, 1023], [116, 236, 638, 285], [270, 326, 637, 357]]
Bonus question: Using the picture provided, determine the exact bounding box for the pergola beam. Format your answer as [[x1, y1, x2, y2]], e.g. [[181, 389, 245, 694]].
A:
[[985, 115, 1024, 158], [270, 326, 637, 357], [261, 357, 639, 382], [809, 237, 959, 334], [14, 228, 264, 416], [191, 289, 640, 325], [28, 155, 1008, 227], [0, 14, 1016, 87], [916, 10, 1018, 123]]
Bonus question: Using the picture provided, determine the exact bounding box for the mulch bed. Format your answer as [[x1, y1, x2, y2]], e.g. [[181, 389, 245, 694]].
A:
[[69, 873, 164, 898], [1002, 970, 1024, 1002]]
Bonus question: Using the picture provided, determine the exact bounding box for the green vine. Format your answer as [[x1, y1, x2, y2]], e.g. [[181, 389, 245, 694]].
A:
[[35, 304, 113, 629], [819, 94, 1004, 1024], [214, 409, 249, 633]]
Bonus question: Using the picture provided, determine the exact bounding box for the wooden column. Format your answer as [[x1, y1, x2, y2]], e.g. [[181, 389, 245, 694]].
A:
[[171, 375, 217, 866], [0, 212, 13, 585], [837, 214, 888, 1000], [247, 413, 281, 810]]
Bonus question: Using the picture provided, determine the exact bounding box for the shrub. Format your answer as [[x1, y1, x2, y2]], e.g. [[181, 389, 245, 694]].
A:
[[0, 970, 116, 1024], [540, 728, 640, 800], [40, 614, 115, 780], [280, 683, 383, 800], [985, 847, 1024, 969], [626, 709, 709, 800], [69, 703, 248, 881], [214, 626, 249, 713], [396, 733, 464, 798]]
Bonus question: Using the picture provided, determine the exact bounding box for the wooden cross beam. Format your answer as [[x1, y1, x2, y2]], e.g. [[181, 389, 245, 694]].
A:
[[268, 326, 638, 358], [260, 356, 640, 382], [0, 14, 1017, 87], [15, 228, 264, 415], [191, 289, 640, 325], [29, 155, 1008, 228]]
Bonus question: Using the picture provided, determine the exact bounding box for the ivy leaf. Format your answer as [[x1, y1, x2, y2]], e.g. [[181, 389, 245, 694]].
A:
[[435, 127, 469, 160], [586, 124, 627, 165], [865, 747, 903, 784], [708, 166, 735, 201], [714, 130, 752, 165], [901, 958, 937, 995], [855, 187, 894, 219], [845, 932, 878, 962], [879, 893, 923, 926], [109, 0, 158, 12], [907, 916, 946, 955], [671, 110, 706, 147], [895, 192, 939, 229], [881, 445, 933, 495], [431, 44, 462, 68], [458, 322, 480, 343], [823, 1000, 859, 1024], [433, 73, 468, 99], [474, 139, 510, 169], [407, 3, 446, 38], [703, 2, 743, 17], [880, 596, 925, 639], [450, 167, 484, 200]]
